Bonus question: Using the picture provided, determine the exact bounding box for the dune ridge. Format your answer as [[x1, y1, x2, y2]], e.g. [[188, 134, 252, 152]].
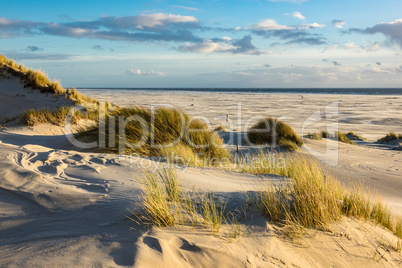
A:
[[0, 56, 401, 267]]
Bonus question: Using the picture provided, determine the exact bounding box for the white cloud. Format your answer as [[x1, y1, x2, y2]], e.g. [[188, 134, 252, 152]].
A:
[[387, 18, 402, 25], [332, 20, 346, 28], [371, 67, 393, 74], [253, 19, 293, 30], [126, 69, 165, 76], [301, 22, 325, 29], [179, 40, 236, 54], [269, 0, 308, 3], [171, 5, 201, 11], [235, 26, 242, 31], [367, 42, 381, 52], [292, 12, 305, 20], [344, 42, 360, 51], [222, 36, 232, 41], [134, 13, 198, 29]]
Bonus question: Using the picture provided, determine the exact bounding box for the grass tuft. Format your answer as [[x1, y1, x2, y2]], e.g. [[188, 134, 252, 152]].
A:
[[80, 106, 231, 164], [258, 156, 343, 231], [201, 193, 227, 234], [306, 132, 322, 140], [136, 167, 228, 233], [336, 131, 355, 145], [246, 117, 303, 150], [321, 130, 329, 138], [140, 170, 177, 227], [22, 106, 99, 126], [214, 125, 227, 132], [378, 132, 402, 143]]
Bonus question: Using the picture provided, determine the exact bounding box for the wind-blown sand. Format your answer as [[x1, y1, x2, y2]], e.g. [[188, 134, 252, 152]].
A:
[[82, 89, 402, 214], [0, 78, 401, 267]]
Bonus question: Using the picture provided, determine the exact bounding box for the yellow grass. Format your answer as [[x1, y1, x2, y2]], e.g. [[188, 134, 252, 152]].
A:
[[246, 117, 303, 150], [136, 167, 227, 233], [1, 54, 97, 104]]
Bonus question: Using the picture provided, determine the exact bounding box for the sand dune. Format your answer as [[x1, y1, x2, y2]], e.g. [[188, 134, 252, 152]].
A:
[[0, 75, 72, 122], [0, 75, 401, 266]]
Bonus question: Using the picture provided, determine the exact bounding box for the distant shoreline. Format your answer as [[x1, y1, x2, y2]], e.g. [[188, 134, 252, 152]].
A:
[[77, 88, 402, 95]]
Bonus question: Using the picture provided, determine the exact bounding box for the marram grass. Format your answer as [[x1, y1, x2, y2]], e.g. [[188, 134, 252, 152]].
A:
[[1, 54, 97, 104], [80, 106, 231, 164], [136, 168, 226, 234], [255, 154, 401, 239], [246, 117, 303, 150], [135, 159, 402, 242], [23, 106, 99, 126]]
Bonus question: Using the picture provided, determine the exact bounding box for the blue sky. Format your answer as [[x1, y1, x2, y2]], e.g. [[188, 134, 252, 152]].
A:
[[1, 0, 402, 88]]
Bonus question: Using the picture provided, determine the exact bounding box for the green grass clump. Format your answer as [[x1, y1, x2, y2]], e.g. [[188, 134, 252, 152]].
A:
[[140, 170, 178, 227], [396, 219, 402, 239], [346, 132, 366, 141], [258, 155, 343, 230], [23, 106, 99, 126], [136, 167, 227, 233], [159, 143, 198, 166], [214, 125, 227, 132], [201, 193, 227, 234], [252, 154, 402, 239], [81, 106, 230, 164], [319, 130, 358, 144], [341, 186, 397, 234], [67, 88, 99, 104], [336, 131, 355, 145], [378, 132, 402, 143], [247, 117, 303, 150], [306, 132, 322, 140], [136, 158, 402, 241], [321, 130, 329, 138]]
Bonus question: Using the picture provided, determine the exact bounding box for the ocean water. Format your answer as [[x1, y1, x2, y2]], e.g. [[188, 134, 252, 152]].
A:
[[77, 88, 402, 95]]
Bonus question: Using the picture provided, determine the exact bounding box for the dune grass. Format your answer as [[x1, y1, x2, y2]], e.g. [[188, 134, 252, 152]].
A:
[[306, 130, 356, 145], [378, 132, 402, 143], [336, 131, 355, 145], [136, 168, 227, 234], [22, 106, 99, 126], [139, 170, 177, 227], [257, 154, 343, 230], [321, 130, 329, 138], [251, 154, 401, 239], [246, 117, 303, 150], [230, 150, 401, 239], [136, 158, 402, 242], [1, 54, 97, 104], [305, 132, 322, 140], [80, 106, 230, 164], [214, 125, 227, 132], [346, 132, 367, 141]]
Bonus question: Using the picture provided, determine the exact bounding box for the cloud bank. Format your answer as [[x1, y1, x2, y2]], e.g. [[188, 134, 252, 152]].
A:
[[349, 19, 402, 47]]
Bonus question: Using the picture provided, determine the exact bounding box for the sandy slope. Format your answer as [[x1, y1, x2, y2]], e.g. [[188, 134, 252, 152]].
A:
[[1, 130, 401, 267], [0, 80, 401, 266], [0, 75, 72, 122]]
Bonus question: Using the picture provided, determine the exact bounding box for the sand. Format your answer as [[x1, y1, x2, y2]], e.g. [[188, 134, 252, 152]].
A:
[[0, 78, 401, 267], [82, 89, 402, 214]]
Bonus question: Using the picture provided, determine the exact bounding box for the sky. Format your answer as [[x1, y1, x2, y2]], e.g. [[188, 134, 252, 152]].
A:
[[1, 0, 402, 88]]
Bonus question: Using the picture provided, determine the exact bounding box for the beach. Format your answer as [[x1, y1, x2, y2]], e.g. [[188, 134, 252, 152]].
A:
[[1, 71, 402, 266], [2, 0, 402, 265], [80, 89, 402, 213]]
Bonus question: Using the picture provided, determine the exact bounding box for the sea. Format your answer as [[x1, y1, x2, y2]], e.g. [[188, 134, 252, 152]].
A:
[[77, 88, 402, 95]]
